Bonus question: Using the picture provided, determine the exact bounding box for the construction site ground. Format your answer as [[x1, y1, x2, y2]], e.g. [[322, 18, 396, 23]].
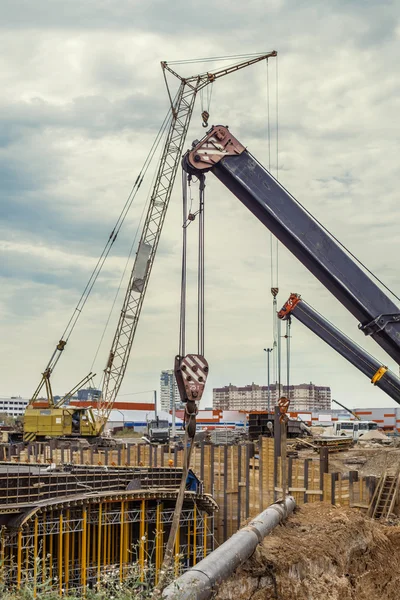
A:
[[294, 439, 400, 477], [214, 502, 400, 600]]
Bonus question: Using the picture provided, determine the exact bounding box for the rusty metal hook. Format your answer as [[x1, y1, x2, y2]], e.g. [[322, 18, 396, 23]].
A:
[[201, 110, 209, 128]]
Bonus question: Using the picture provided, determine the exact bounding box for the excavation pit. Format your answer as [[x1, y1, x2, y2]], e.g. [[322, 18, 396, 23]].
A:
[[215, 502, 400, 600]]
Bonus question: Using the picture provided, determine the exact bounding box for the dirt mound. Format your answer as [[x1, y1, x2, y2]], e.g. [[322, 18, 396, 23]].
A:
[[214, 503, 400, 600], [359, 448, 400, 476], [358, 430, 389, 441]]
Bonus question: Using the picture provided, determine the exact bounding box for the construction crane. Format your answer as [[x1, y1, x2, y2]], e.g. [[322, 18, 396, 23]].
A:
[[180, 125, 400, 417], [98, 51, 277, 433], [23, 53, 277, 442], [277, 293, 400, 404], [331, 399, 360, 421]]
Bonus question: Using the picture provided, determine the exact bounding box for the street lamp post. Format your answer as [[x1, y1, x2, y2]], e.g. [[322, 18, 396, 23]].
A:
[[264, 348, 273, 412], [154, 390, 158, 420]]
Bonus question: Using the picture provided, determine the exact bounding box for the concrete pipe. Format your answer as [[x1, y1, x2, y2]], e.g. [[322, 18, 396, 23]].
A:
[[162, 495, 296, 600]]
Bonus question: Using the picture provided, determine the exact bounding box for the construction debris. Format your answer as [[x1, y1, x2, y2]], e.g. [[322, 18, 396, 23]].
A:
[[209, 428, 246, 445], [312, 436, 354, 452]]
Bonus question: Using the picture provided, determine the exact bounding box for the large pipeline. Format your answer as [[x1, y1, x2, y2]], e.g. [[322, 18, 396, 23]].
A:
[[162, 495, 296, 600]]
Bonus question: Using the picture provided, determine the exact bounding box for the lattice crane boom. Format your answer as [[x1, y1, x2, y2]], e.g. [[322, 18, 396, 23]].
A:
[[97, 52, 277, 431]]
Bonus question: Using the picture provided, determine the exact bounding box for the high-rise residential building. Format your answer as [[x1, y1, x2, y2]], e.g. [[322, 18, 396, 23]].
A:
[[160, 370, 182, 412], [213, 382, 331, 412]]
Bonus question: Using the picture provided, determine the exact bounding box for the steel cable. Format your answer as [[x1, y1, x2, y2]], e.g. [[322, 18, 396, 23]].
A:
[[89, 122, 171, 376], [250, 150, 400, 306], [58, 99, 176, 348], [167, 52, 269, 66], [198, 175, 205, 355], [179, 170, 188, 358]]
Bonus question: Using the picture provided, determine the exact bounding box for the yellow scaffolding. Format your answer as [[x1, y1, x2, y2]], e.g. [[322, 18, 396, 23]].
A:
[[4, 494, 213, 594], [65, 509, 70, 593], [97, 503, 102, 588], [119, 501, 125, 582], [33, 517, 38, 599], [58, 512, 63, 596], [81, 507, 87, 592], [139, 499, 145, 581]]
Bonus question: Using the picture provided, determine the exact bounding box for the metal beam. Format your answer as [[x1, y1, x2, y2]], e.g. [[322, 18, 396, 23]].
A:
[[183, 126, 400, 365], [281, 295, 400, 404]]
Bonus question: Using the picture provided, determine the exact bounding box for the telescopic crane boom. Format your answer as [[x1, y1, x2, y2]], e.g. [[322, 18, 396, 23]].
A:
[[278, 293, 400, 404], [182, 125, 400, 378]]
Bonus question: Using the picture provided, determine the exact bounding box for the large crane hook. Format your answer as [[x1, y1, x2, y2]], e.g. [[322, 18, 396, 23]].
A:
[[174, 354, 209, 438], [201, 110, 209, 128]]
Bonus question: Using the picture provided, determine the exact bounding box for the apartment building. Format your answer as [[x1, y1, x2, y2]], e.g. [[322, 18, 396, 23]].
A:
[[0, 397, 29, 417], [213, 382, 331, 412]]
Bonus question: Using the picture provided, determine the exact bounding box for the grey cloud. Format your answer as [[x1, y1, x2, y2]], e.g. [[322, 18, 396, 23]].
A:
[[0, 0, 241, 32], [1, 0, 400, 406], [0, 93, 165, 141], [0, 189, 142, 255], [0, 0, 396, 53]]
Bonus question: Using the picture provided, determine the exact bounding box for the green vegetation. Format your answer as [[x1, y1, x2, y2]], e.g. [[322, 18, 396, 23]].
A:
[[0, 559, 172, 599], [112, 428, 141, 439]]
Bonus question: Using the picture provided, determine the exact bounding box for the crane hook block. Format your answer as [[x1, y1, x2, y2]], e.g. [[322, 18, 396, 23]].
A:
[[174, 354, 209, 404], [278, 396, 291, 423], [183, 125, 245, 175], [278, 293, 302, 320], [201, 111, 209, 128]]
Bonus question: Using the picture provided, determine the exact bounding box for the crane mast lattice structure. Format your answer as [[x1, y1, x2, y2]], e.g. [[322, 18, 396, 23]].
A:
[[97, 52, 277, 430]]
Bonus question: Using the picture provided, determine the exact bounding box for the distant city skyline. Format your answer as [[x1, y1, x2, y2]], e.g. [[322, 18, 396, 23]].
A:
[[0, 1, 398, 413]]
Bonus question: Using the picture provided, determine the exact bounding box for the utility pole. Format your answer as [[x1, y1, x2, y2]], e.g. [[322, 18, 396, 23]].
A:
[[285, 318, 291, 404], [171, 393, 176, 438], [264, 348, 273, 412]]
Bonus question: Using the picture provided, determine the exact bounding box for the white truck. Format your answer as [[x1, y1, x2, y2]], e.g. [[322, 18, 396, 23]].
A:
[[143, 418, 170, 445]]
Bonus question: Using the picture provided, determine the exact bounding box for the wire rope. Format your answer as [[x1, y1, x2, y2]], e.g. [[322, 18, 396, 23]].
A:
[[167, 52, 270, 66], [266, 60, 271, 172], [198, 176, 205, 355], [251, 150, 400, 305], [179, 170, 188, 358], [88, 119, 171, 377], [286, 318, 291, 396], [58, 97, 176, 349]]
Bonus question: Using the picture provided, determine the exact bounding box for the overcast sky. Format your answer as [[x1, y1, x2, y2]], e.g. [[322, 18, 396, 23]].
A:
[[0, 0, 399, 410]]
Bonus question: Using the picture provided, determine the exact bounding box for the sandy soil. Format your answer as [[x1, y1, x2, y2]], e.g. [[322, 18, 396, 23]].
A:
[[293, 444, 400, 477], [214, 503, 400, 600]]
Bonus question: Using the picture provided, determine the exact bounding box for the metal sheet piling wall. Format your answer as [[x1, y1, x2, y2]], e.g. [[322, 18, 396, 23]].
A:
[[3, 437, 375, 515]]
